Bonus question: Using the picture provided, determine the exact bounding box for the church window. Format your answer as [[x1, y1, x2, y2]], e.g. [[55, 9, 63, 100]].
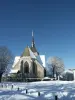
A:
[[33, 61, 37, 75], [20, 60, 23, 73], [24, 61, 29, 73]]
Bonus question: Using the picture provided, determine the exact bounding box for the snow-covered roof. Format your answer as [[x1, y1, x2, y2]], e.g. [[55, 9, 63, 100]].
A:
[[12, 56, 20, 68], [62, 70, 74, 74], [12, 47, 45, 69], [36, 55, 43, 66], [28, 47, 36, 59], [22, 47, 43, 66], [40, 55, 45, 67], [9, 69, 18, 73], [21, 46, 37, 59]]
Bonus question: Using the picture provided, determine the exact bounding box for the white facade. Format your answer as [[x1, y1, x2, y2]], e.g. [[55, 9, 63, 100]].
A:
[[10, 55, 46, 74], [12, 55, 46, 68]]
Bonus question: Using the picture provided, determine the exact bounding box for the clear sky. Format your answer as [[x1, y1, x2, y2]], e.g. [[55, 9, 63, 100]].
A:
[[0, 0, 75, 69]]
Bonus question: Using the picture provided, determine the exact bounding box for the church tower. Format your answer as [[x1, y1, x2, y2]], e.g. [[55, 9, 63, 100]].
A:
[[31, 30, 35, 47], [30, 31, 39, 56]]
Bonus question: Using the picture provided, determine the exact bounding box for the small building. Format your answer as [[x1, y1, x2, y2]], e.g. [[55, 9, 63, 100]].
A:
[[60, 69, 74, 81]]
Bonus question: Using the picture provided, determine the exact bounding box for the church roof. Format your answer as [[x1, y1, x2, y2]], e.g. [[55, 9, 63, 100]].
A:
[[21, 46, 36, 59], [30, 46, 38, 53], [21, 46, 43, 66], [36, 55, 43, 65], [29, 47, 36, 59], [21, 47, 30, 57]]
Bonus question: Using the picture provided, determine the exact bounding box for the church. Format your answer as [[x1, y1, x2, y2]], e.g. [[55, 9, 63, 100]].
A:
[[10, 31, 46, 79]]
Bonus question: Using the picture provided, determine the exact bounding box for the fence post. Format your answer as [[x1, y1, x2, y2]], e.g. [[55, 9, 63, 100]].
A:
[[11, 84, 13, 89], [26, 89, 27, 94], [1, 84, 3, 88], [38, 91, 40, 96], [55, 95, 58, 100], [18, 87, 19, 91]]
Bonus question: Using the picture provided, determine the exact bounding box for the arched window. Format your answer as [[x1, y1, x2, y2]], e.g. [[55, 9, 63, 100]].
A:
[[32, 61, 37, 75], [24, 61, 29, 73], [20, 60, 23, 73]]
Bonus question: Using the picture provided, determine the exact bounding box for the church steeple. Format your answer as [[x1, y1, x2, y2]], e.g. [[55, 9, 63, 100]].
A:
[[32, 30, 35, 47], [31, 30, 39, 55]]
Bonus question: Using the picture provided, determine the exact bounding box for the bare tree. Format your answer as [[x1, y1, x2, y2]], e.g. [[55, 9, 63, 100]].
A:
[[46, 62, 52, 76], [47, 56, 65, 78], [0, 46, 13, 82]]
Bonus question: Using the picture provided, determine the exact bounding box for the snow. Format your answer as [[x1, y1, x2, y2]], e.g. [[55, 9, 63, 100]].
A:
[[28, 47, 36, 59], [28, 47, 44, 67], [12, 56, 20, 68], [0, 81, 75, 100], [42, 77, 50, 79], [36, 56, 43, 66], [9, 69, 18, 73], [40, 55, 46, 67], [63, 70, 74, 74]]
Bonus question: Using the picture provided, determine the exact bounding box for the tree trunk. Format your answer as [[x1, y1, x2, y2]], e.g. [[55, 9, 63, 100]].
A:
[[44, 69, 46, 77], [53, 66, 56, 78], [0, 73, 2, 82]]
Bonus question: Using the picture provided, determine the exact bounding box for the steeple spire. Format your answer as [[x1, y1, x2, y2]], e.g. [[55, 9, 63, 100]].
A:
[[31, 30, 39, 55], [32, 30, 35, 47]]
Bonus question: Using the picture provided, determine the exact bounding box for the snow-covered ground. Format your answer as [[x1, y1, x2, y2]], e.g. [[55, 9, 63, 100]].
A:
[[0, 81, 75, 100]]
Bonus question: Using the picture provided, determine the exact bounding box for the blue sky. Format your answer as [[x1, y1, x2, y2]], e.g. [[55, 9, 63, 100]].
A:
[[0, 0, 75, 68]]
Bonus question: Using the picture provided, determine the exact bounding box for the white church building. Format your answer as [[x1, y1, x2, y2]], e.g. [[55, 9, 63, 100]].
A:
[[10, 31, 46, 78]]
